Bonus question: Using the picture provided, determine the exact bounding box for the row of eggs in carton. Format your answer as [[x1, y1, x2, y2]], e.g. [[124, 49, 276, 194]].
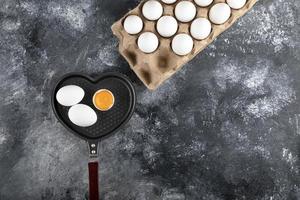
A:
[[123, 0, 247, 56]]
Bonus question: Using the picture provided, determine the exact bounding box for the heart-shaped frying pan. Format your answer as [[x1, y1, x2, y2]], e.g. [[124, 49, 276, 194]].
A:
[[51, 72, 136, 200]]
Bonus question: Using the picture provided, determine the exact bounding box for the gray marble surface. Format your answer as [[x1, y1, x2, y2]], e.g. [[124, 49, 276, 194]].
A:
[[0, 0, 300, 199]]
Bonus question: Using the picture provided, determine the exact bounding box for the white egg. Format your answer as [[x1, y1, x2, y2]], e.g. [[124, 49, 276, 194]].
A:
[[175, 1, 196, 22], [138, 32, 159, 53], [172, 34, 194, 56], [194, 0, 213, 7], [142, 0, 163, 20], [123, 15, 143, 34], [226, 0, 247, 9], [156, 16, 178, 37], [190, 18, 212, 40], [68, 104, 97, 127], [56, 85, 85, 106], [209, 3, 231, 25], [161, 0, 177, 4]]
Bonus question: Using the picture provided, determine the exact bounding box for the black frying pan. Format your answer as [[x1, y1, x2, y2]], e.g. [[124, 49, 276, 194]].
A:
[[51, 72, 136, 200]]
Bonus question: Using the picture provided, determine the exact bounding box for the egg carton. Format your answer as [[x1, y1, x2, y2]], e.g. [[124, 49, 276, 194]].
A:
[[112, 0, 258, 90]]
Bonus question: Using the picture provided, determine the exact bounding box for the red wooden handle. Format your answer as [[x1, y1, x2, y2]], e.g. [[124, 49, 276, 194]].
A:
[[88, 162, 99, 200]]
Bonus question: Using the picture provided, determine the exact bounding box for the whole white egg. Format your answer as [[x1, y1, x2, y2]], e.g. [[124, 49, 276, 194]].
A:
[[175, 1, 196, 22], [56, 85, 85, 107], [68, 104, 97, 127], [156, 16, 178, 37], [138, 32, 159, 53], [123, 15, 143, 34], [142, 0, 163, 20], [190, 18, 212, 40], [172, 33, 194, 56], [161, 0, 177, 4], [209, 3, 231, 25], [226, 0, 247, 9], [194, 0, 213, 7]]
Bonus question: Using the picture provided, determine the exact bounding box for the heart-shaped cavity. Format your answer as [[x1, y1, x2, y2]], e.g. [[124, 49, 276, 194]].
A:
[[51, 73, 136, 140]]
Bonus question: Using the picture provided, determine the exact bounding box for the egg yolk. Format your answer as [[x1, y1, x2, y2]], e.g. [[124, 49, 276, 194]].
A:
[[93, 89, 114, 111]]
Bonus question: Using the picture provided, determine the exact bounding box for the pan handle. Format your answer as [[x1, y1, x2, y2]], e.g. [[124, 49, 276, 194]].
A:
[[88, 141, 99, 200], [88, 161, 99, 200]]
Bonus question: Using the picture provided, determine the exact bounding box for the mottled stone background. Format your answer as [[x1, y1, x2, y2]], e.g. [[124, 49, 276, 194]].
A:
[[0, 0, 299, 199]]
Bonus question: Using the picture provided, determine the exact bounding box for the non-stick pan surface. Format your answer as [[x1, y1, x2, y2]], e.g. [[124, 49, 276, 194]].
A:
[[51, 72, 136, 140]]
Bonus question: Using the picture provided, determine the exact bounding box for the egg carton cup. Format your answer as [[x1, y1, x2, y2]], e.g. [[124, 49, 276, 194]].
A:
[[112, 0, 258, 90]]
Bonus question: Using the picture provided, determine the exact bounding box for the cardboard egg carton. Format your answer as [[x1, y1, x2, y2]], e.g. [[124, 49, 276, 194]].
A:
[[111, 0, 258, 90]]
